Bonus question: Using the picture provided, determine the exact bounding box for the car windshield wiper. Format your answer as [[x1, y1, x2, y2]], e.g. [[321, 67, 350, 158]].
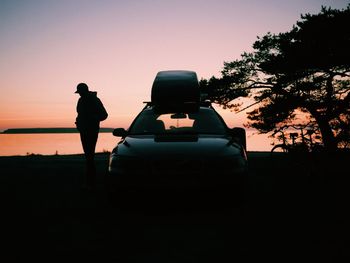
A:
[[167, 130, 199, 135], [197, 132, 225, 135], [128, 131, 168, 135], [128, 132, 154, 135]]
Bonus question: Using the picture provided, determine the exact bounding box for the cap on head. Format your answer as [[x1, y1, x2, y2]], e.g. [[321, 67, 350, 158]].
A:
[[75, 83, 89, 94]]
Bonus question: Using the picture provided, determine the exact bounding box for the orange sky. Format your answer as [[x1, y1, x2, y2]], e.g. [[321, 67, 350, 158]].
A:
[[0, 0, 347, 131]]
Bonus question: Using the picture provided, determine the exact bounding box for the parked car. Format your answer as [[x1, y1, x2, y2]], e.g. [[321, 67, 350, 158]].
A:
[[106, 70, 247, 204]]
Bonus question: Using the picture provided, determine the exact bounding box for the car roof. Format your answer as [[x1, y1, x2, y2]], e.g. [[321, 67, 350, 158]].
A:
[[142, 101, 212, 111]]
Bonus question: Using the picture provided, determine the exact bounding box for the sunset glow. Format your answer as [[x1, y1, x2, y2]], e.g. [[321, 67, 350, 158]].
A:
[[1, 0, 347, 134]]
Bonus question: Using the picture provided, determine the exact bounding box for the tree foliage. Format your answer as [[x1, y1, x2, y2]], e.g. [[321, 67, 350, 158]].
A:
[[201, 5, 350, 151]]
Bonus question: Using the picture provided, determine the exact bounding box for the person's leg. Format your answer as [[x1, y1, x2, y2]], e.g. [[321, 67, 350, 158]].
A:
[[80, 131, 99, 188], [86, 131, 98, 188]]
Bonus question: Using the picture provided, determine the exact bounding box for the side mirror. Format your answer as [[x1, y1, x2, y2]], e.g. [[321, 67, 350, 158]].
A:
[[113, 128, 127, 137], [230, 127, 247, 151]]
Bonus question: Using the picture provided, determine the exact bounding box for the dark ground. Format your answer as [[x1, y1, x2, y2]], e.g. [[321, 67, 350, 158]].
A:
[[1, 151, 349, 262]]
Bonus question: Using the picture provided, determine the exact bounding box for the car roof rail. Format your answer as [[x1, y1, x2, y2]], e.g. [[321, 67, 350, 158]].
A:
[[143, 100, 213, 111], [200, 99, 212, 107], [141, 101, 153, 110]]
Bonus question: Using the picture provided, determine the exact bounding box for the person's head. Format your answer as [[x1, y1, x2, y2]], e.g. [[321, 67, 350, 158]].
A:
[[75, 83, 89, 96]]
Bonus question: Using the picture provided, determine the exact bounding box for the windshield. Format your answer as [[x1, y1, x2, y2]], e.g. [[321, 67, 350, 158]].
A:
[[129, 108, 227, 135]]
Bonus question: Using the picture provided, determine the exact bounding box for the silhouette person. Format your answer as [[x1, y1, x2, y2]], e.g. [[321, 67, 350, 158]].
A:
[[75, 83, 108, 190]]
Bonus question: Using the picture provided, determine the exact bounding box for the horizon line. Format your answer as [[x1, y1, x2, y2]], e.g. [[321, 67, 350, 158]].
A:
[[1, 127, 115, 134]]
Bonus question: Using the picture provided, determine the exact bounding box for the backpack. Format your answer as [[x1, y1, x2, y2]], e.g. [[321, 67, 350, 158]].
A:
[[97, 98, 108, 121]]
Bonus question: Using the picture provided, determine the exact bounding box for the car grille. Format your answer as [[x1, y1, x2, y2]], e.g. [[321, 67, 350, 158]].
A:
[[150, 159, 203, 175]]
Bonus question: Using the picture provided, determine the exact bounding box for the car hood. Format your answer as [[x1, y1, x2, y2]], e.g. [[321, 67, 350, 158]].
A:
[[113, 135, 242, 159]]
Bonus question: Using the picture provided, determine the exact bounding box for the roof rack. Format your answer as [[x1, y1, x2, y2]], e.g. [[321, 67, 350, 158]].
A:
[[151, 70, 200, 113]]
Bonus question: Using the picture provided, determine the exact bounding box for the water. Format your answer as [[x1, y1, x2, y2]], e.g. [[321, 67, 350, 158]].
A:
[[0, 133, 117, 156], [0, 131, 272, 156]]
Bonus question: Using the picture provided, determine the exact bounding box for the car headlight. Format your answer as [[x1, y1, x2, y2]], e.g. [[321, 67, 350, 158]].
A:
[[109, 153, 137, 169]]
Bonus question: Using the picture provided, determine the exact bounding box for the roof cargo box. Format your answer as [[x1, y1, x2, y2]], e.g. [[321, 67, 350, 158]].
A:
[[151, 70, 200, 113]]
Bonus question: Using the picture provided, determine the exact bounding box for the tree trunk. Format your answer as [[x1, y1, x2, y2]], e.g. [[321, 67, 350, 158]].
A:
[[316, 116, 338, 152], [307, 106, 337, 152]]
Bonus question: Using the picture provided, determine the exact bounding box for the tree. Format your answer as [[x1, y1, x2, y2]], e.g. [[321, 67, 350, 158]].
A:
[[201, 5, 350, 151]]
